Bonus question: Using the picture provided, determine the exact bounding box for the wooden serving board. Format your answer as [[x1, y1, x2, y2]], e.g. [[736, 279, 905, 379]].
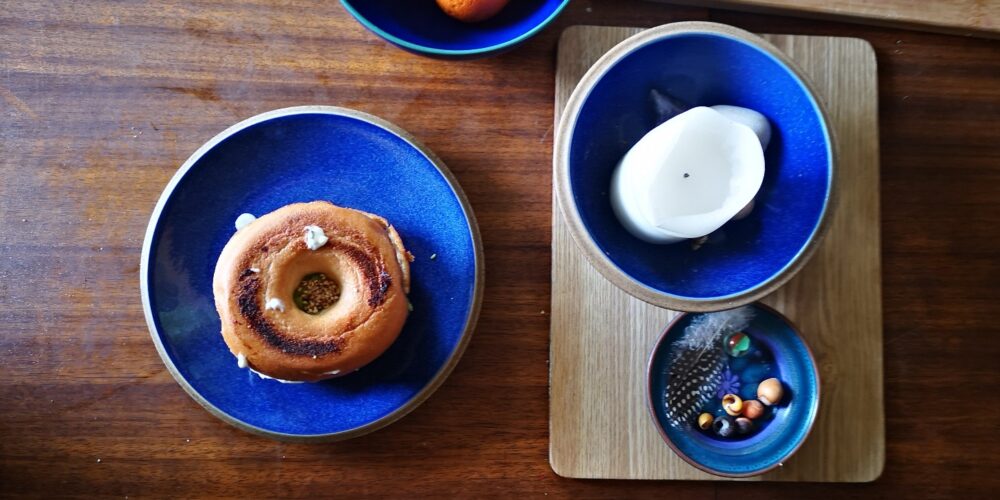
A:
[[647, 0, 999, 38], [549, 26, 884, 481]]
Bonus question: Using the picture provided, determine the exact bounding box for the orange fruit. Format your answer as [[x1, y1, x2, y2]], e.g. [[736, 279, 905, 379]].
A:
[[436, 0, 510, 23]]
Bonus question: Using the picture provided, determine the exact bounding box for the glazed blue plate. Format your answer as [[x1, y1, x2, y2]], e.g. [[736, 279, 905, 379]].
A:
[[140, 106, 483, 441], [555, 22, 836, 311], [646, 303, 820, 477], [341, 0, 569, 58]]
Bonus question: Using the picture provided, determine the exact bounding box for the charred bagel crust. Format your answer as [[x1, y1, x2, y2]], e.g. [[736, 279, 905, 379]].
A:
[[213, 201, 412, 382]]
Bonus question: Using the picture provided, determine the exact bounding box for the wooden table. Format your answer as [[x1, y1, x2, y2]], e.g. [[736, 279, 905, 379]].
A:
[[2, 1, 998, 497]]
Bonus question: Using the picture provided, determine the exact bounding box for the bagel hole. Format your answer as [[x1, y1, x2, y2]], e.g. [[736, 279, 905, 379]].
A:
[[293, 273, 340, 315]]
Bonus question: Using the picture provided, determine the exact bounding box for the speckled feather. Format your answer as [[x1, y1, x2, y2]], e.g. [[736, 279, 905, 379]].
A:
[[665, 307, 754, 427]]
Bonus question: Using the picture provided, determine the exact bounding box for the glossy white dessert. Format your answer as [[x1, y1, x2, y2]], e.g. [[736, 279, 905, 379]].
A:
[[610, 106, 770, 244]]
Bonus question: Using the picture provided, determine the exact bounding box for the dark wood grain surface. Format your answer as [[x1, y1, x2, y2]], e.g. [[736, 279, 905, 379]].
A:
[[1, 1, 998, 497]]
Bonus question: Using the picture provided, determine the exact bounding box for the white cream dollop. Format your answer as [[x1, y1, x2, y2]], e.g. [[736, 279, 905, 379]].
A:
[[303, 225, 329, 250], [610, 106, 767, 244], [234, 213, 256, 231], [264, 298, 285, 312]]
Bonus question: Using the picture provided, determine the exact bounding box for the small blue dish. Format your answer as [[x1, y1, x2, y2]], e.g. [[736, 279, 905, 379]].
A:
[[140, 106, 483, 441], [555, 22, 836, 311], [341, 0, 569, 58], [646, 303, 820, 477]]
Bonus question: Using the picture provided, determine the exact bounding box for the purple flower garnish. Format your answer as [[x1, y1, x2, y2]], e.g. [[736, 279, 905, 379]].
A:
[[716, 367, 740, 398]]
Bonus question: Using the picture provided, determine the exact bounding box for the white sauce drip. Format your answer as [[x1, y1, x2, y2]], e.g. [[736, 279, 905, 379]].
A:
[[234, 213, 256, 231], [236, 352, 247, 369], [248, 367, 304, 384], [303, 225, 329, 250]]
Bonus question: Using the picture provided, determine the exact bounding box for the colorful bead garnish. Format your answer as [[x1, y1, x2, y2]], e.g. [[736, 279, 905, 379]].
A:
[[713, 415, 735, 437], [735, 417, 754, 434], [724, 331, 752, 357], [722, 394, 743, 416], [697, 413, 714, 430], [757, 377, 784, 406], [742, 399, 765, 419]]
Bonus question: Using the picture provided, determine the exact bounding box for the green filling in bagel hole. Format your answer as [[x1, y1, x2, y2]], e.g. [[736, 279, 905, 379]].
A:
[[293, 273, 340, 315]]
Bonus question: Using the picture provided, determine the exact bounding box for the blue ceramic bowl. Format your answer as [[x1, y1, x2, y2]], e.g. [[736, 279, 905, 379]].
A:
[[341, 0, 569, 58], [555, 22, 836, 311], [140, 106, 483, 441], [647, 303, 820, 477]]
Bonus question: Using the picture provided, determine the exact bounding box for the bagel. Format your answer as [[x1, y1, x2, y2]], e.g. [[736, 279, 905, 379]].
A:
[[213, 201, 412, 382]]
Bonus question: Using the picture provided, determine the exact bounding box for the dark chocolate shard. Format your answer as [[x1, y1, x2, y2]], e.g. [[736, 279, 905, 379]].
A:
[[651, 89, 690, 126]]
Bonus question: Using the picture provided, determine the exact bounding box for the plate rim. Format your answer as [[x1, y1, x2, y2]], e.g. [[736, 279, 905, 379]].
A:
[[139, 105, 485, 442]]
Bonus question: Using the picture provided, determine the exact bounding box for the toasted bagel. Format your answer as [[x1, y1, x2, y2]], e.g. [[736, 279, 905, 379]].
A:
[[213, 201, 412, 382]]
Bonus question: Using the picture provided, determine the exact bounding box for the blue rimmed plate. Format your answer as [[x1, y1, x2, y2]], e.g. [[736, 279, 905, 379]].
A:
[[341, 0, 569, 59], [646, 303, 820, 477], [140, 106, 483, 441]]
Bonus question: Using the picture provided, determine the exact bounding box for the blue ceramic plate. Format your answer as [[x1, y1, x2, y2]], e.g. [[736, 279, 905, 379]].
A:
[[555, 22, 836, 312], [140, 106, 483, 441], [341, 0, 569, 58], [646, 303, 820, 477]]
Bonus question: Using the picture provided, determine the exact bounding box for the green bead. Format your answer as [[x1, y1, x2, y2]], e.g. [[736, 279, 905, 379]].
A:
[[725, 332, 751, 357]]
